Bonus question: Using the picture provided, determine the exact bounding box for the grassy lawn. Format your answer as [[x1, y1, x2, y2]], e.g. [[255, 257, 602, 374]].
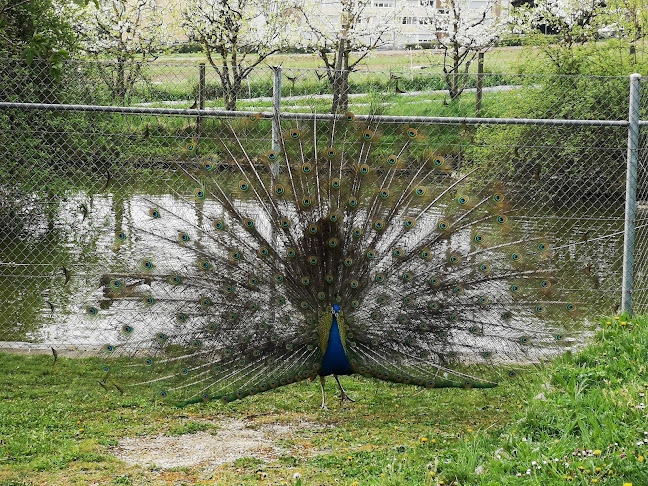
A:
[[0, 316, 646, 485]]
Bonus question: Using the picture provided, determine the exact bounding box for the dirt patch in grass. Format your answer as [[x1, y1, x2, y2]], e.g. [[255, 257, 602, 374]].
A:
[[110, 418, 323, 469]]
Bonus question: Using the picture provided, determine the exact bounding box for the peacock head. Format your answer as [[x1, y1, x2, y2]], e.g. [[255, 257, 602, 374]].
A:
[[332, 304, 340, 313]]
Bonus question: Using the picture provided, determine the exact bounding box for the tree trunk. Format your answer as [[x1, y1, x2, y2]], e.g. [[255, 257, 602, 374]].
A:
[[331, 70, 349, 114]]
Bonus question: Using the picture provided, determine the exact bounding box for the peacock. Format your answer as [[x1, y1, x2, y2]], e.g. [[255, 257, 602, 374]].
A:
[[77, 114, 588, 408]]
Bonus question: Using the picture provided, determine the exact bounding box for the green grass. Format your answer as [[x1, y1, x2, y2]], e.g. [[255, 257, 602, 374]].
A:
[[1, 315, 647, 485]]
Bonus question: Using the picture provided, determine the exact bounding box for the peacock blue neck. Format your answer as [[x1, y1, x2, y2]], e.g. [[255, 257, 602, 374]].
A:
[[320, 315, 352, 376]]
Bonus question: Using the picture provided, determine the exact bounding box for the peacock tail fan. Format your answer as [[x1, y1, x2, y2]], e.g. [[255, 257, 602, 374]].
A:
[[82, 117, 589, 405]]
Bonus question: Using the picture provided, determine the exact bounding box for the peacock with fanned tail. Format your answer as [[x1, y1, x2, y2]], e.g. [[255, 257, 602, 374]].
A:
[[85, 115, 585, 408]]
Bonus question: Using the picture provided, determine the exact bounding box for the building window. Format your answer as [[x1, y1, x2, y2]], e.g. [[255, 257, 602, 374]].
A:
[[373, 1, 394, 7]]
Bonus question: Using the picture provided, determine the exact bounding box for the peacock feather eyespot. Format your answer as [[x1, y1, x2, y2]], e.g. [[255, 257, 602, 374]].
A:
[[351, 300, 359, 308], [366, 249, 376, 260], [199, 260, 212, 270], [249, 276, 259, 285], [224, 284, 235, 294], [457, 195, 470, 205], [428, 301, 439, 310], [178, 232, 190, 242], [541, 280, 551, 288], [286, 248, 297, 258], [478, 296, 489, 305], [145, 359, 152, 366], [474, 234, 484, 243], [229, 251, 242, 262], [420, 248, 431, 260], [308, 224, 318, 234], [387, 154, 398, 165], [317, 291, 326, 300], [301, 277, 310, 286], [493, 193, 504, 202], [449, 253, 461, 264], [373, 219, 385, 231], [243, 218, 255, 229], [479, 263, 491, 273], [344, 257, 353, 266], [331, 178, 341, 189], [181, 367, 188, 375], [329, 212, 341, 223], [194, 188, 206, 199], [203, 162, 214, 171], [428, 276, 439, 286], [274, 184, 285, 196], [555, 334, 564, 341], [519, 336, 529, 344], [348, 196, 358, 208], [349, 280, 359, 289], [258, 322, 268, 330], [160, 391, 168, 398], [249, 303, 259, 311], [149, 208, 160, 219], [379, 188, 390, 199], [289, 128, 300, 139], [327, 147, 337, 158], [258, 246, 269, 257], [302, 198, 312, 207], [208, 323, 219, 332], [176, 313, 188, 323], [286, 343, 294, 350], [438, 220, 450, 231], [482, 351, 492, 358], [143, 296, 155, 306], [496, 215, 508, 224], [404, 217, 416, 229], [418, 322, 428, 330], [535, 305, 545, 314], [352, 227, 362, 238], [116, 232, 127, 241], [302, 163, 312, 174], [362, 129, 373, 140], [502, 312, 512, 320], [510, 284, 521, 293], [213, 220, 224, 230], [328, 238, 339, 248], [433, 156, 444, 166], [274, 274, 284, 283], [510, 252, 521, 262], [110, 279, 122, 289], [566, 303, 575, 311], [469, 326, 480, 334], [267, 150, 277, 160], [239, 180, 249, 191], [508, 371, 516, 378], [345, 112, 355, 122], [309, 256, 319, 265], [403, 296, 412, 305], [276, 296, 286, 305], [325, 274, 334, 284], [122, 324, 133, 334], [359, 163, 370, 174], [402, 271, 412, 281], [377, 295, 387, 304], [414, 185, 426, 196], [200, 297, 212, 307], [375, 273, 385, 283], [156, 332, 167, 341], [407, 128, 418, 138], [170, 275, 182, 285]]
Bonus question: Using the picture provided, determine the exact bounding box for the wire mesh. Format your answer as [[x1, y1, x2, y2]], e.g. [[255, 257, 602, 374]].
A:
[[0, 58, 639, 360]]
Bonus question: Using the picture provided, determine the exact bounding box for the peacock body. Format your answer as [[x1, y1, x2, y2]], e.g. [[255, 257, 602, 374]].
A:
[[84, 116, 583, 406]]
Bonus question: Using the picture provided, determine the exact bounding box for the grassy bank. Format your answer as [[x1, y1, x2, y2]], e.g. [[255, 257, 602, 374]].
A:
[[0, 315, 646, 485]]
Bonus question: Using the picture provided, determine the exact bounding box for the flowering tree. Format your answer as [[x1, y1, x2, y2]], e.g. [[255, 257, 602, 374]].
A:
[[299, 0, 399, 113], [180, 0, 301, 111], [72, 0, 168, 102], [421, 0, 502, 100]]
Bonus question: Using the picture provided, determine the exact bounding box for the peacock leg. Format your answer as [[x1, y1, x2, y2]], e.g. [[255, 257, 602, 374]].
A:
[[320, 375, 328, 410], [334, 375, 355, 403]]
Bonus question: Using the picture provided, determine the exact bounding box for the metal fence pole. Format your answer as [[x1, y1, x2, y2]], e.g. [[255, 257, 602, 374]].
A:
[[621, 73, 641, 316], [197, 63, 205, 150], [272, 66, 282, 158], [476, 52, 484, 118]]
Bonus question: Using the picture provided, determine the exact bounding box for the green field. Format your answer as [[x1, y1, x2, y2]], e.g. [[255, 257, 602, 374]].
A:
[[1, 316, 646, 485]]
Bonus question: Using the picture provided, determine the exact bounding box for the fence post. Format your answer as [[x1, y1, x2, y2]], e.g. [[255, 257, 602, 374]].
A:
[[475, 52, 484, 118], [197, 63, 205, 147], [621, 73, 641, 316], [272, 66, 282, 159]]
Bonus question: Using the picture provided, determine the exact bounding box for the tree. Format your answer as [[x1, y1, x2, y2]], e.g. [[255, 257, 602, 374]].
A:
[[421, 0, 501, 100], [71, 0, 169, 102], [299, 0, 399, 114], [180, 0, 301, 111]]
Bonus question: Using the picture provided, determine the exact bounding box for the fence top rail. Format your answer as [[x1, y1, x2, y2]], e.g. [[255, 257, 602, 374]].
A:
[[0, 102, 635, 127]]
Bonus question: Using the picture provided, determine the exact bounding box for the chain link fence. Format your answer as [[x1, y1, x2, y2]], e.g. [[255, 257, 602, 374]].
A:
[[0, 58, 646, 353]]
